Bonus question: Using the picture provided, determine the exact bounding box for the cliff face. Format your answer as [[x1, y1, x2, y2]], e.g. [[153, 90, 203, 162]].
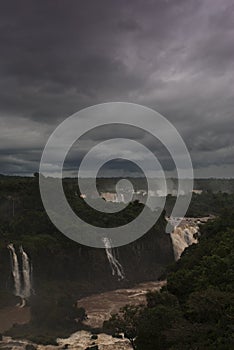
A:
[[0, 218, 173, 298], [0, 178, 174, 299], [31, 221, 172, 292], [0, 248, 12, 290]]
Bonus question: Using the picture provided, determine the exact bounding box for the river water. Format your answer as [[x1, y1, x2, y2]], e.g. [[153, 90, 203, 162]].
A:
[[0, 281, 165, 349]]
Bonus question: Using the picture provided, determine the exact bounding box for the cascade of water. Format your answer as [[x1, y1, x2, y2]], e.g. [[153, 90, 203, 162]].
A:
[[120, 193, 125, 203], [20, 246, 32, 299], [7, 244, 21, 297], [170, 225, 198, 260], [7, 244, 33, 305], [103, 237, 125, 280]]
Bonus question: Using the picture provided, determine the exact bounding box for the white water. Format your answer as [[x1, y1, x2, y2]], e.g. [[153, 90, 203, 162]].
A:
[[57, 330, 132, 350], [1, 331, 132, 350], [115, 193, 125, 203], [170, 225, 198, 260], [7, 244, 21, 297], [20, 246, 32, 299], [103, 237, 125, 280], [7, 244, 33, 304]]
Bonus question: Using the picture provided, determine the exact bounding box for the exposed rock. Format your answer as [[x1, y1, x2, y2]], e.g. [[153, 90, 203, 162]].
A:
[[91, 334, 98, 340], [112, 334, 123, 339], [25, 345, 36, 350]]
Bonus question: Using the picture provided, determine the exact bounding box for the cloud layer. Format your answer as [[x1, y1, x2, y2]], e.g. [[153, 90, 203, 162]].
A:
[[0, 0, 233, 177]]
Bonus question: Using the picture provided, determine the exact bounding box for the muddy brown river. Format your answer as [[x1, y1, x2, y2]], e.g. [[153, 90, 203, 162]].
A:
[[0, 280, 165, 349], [77, 280, 166, 329]]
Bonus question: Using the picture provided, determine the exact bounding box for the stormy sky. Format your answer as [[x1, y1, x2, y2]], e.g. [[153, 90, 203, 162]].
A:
[[0, 0, 233, 177]]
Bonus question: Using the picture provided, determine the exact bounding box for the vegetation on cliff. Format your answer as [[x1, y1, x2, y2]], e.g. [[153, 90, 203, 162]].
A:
[[104, 210, 234, 349], [0, 176, 173, 344], [1, 176, 234, 346]]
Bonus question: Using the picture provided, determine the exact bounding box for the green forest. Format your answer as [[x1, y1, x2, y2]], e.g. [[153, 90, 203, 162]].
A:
[[104, 210, 234, 349]]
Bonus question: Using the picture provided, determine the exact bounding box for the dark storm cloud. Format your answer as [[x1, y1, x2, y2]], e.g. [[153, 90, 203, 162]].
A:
[[0, 0, 233, 176]]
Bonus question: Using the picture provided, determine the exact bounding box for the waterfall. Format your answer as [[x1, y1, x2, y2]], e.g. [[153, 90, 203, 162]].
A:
[[170, 225, 198, 261], [103, 237, 125, 280], [118, 193, 125, 203], [20, 246, 32, 299], [7, 244, 21, 297], [7, 243, 33, 305]]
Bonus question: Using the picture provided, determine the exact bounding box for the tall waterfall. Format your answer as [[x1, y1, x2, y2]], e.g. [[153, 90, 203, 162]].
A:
[[7, 244, 21, 297], [7, 244, 33, 304], [20, 246, 32, 299], [103, 237, 125, 280]]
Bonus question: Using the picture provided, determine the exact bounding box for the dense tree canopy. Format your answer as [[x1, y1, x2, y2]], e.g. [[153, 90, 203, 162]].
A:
[[104, 210, 234, 349]]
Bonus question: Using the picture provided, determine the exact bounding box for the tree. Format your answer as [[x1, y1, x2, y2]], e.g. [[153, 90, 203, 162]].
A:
[[103, 305, 143, 349]]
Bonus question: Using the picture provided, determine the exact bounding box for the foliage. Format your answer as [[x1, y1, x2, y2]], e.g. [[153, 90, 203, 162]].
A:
[[165, 191, 234, 217], [104, 210, 234, 349], [1, 176, 234, 346]]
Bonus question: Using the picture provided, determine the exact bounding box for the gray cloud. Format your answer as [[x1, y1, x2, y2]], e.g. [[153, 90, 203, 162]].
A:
[[0, 0, 233, 177]]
